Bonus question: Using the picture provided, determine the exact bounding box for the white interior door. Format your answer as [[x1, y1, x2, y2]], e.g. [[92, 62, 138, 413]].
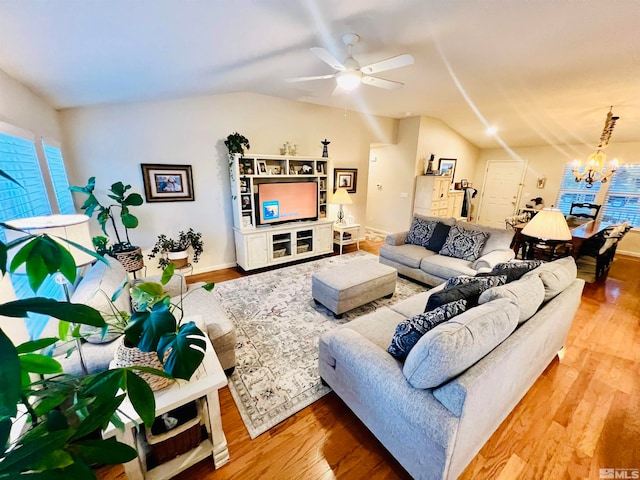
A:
[[477, 160, 527, 228]]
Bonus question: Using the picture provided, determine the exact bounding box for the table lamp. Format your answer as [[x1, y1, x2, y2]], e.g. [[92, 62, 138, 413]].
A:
[[521, 208, 571, 241], [332, 188, 352, 225]]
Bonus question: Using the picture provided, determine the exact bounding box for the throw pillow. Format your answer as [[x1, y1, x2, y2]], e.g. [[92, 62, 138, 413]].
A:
[[444, 274, 507, 290], [522, 256, 577, 301], [489, 260, 545, 283], [388, 299, 467, 361], [404, 298, 520, 389], [479, 274, 545, 324], [425, 222, 452, 252], [405, 217, 436, 247], [425, 280, 494, 312], [439, 225, 489, 261]]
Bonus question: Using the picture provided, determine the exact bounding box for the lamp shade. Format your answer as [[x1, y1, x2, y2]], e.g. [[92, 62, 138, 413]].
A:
[[5, 214, 95, 267], [521, 208, 572, 241], [332, 188, 353, 205]]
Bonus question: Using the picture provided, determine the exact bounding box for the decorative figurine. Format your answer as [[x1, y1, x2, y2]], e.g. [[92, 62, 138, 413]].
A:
[[425, 153, 435, 175], [321, 139, 330, 158]]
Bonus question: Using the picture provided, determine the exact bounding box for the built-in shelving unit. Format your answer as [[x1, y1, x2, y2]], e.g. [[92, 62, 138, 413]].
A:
[[229, 153, 333, 271]]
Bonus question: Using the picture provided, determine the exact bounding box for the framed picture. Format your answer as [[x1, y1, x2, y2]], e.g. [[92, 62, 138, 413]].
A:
[[333, 168, 358, 193], [460, 179, 469, 188], [319, 179, 326, 190], [241, 214, 252, 227], [241, 195, 251, 210], [257, 160, 267, 175], [438, 158, 457, 183], [316, 163, 325, 174], [240, 179, 249, 193], [289, 165, 296, 175], [270, 166, 281, 175], [537, 176, 546, 189], [141, 164, 194, 202]]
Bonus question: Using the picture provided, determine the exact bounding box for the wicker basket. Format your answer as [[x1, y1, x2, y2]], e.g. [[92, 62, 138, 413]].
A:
[[146, 401, 203, 465], [113, 247, 144, 273], [113, 337, 173, 391]]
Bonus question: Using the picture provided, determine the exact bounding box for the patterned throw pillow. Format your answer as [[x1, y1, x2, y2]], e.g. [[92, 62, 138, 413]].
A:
[[444, 274, 507, 290], [490, 260, 545, 282], [439, 226, 489, 261], [388, 299, 467, 361], [406, 217, 436, 247], [425, 280, 495, 312]]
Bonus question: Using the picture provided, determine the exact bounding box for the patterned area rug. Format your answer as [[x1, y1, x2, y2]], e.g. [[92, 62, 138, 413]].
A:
[[213, 251, 426, 438]]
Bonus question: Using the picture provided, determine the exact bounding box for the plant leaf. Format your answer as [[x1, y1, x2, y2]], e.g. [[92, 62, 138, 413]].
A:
[[125, 303, 175, 352], [20, 353, 63, 375], [0, 241, 7, 276], [0, 426, 73, 474], [71, 393, 125, 440], [160, 263, 175, 284], [125, 371, 156, 427], [202, 282, 215, 292], [0, 168, 22, 187], [159, 322, 206, 380], [15, 337, 58, 354], [0, 330, 20, 418], [0, 299, 105, 327], [124, 193, 143, 206], [120, 212, 138, 229], [69, 437, 137, 465]]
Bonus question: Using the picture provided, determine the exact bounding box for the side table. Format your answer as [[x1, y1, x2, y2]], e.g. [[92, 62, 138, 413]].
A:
[[333, 223, 360, 255], [103, 334, 229, 479]]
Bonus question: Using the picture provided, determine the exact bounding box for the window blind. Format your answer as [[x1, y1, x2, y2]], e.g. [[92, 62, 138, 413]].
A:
[[43, 142, 75, 215], [601, 164, 640, 227]]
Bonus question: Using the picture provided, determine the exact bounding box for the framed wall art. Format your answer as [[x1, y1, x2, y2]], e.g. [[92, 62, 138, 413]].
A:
[[438, 158, 457, 183], [333, 168, 358, 193], [141, 164, 195, 202]]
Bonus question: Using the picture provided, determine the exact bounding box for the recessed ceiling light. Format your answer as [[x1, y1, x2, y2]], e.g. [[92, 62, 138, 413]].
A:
[[485, 126, 497, 135]]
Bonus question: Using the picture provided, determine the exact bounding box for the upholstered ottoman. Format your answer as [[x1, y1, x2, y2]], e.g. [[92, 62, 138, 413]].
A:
[[312, 261, 397, 318]]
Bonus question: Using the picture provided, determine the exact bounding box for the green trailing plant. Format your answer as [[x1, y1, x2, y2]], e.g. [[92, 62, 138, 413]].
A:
[[70, 177, 144, 254], [124, 263, 214, 380], [224, 132, 250, 156], [148, 228, 204, 269]]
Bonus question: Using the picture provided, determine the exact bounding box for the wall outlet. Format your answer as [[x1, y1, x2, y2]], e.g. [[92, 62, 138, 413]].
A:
[[400, 192, 408, 198]]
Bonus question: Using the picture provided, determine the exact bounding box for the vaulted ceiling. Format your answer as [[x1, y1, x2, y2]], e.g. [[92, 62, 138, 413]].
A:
[[0, 0, 638, 149]]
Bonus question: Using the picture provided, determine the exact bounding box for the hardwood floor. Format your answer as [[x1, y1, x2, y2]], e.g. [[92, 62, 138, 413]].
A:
[[96, 245, 640, 480]]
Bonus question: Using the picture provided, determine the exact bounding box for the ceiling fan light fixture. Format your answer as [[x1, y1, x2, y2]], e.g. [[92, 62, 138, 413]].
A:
[[336, 70, 362, 90]]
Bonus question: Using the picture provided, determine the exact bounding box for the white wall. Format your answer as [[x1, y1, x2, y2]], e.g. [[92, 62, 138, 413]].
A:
[[59, 92, 397, 273], [477, 141, 640, 256], [367, 116, 479, 234]]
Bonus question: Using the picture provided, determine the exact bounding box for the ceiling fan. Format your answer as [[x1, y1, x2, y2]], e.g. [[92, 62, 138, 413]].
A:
[[287, 33, 414, 92]]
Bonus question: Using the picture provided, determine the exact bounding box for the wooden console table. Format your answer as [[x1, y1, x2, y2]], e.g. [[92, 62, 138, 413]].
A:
[[103, 334, 229, 479]]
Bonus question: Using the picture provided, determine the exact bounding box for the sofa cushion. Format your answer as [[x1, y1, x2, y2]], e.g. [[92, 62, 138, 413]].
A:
[[425, 222, 452, 252], [456, 221, 515, 256], [403, 297, 520, 388], [479, 274, 545, 324], [406, 217, 436, 247], [522, 256, 577, 301], [379, 243, 436, 269], [444, 274, 506, 290], [439, 226, 489, 261], [425, 280, 496, 311], [388, 299, 467, 361], [73, 258, 130, 344], [419, 254, 476, 279]]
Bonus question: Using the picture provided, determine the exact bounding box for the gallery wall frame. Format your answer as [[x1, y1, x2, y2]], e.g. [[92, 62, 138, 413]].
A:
[[333, 168, 358, 193], [141, 164, 195, 202]]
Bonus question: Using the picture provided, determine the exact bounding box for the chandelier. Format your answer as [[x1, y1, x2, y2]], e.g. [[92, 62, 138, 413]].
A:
[[572, 107, 620, 188]]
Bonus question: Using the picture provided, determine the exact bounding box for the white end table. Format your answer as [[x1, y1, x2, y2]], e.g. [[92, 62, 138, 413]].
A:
[[333, 223, 360, 255], [103, 333, 229, 480]]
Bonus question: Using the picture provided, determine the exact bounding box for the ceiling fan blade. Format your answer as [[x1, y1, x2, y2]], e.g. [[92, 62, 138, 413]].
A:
[[286, 74, 335, 83], [361, 76, 404, 90], [361, 53, 414, 75], [310, 47, 346, 71]]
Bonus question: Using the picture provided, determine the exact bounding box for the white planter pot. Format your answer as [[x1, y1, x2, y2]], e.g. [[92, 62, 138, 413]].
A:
[[167, 250, 188, 268]]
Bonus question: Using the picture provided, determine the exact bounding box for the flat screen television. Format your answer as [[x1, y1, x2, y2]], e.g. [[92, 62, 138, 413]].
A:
[[256, 182, 318, 225]]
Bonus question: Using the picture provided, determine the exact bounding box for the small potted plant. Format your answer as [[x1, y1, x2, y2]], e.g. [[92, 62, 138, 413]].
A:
[[148, 228, 204, 269], [224, 132, 250, 156], [71, 177, 145, 272]]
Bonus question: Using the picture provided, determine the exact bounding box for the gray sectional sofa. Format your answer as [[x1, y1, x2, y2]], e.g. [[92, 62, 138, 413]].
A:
[[319, 257, 584, 480], [379, 216, 516, 286]]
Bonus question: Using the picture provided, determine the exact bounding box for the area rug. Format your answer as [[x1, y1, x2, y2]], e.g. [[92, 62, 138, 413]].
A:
[[213, 251, 426, 438]]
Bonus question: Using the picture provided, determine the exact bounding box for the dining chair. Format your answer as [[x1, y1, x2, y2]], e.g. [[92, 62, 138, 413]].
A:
[[568, 202, 601, 221], [576, 223, 628, 279]]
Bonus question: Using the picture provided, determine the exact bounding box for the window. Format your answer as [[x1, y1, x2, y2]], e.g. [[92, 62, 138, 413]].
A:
[[555, 164, 602, 216], [601, 165, 640, 227], [0, 127, 75, 339]]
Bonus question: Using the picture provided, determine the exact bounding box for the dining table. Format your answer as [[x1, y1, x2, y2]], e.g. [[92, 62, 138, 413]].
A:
[[512, 219, 615, 259]]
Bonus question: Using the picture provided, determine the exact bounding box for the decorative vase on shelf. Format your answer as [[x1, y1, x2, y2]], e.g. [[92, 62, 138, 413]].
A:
[[321, 139, 330, 158]]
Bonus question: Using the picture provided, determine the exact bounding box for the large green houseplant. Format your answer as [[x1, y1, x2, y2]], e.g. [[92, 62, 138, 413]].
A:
[[70, 177, 145, 272], [0, 224, 157, 477]]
